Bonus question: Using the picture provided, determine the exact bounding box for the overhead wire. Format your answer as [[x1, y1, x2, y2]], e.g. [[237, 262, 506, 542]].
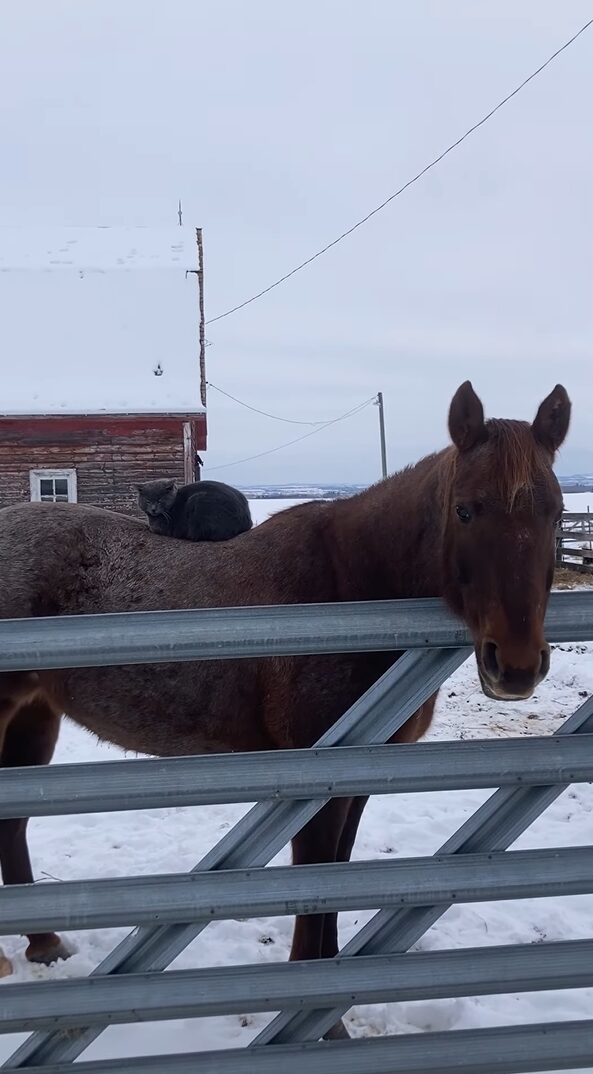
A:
[[206, 17, 593, 325], [207, 381, 331, 425], [206, 395, 377, 472]]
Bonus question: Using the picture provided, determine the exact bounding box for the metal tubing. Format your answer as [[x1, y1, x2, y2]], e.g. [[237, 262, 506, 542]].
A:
[[1, 939, 592, 1034], [0, 591, 591, 671], [1, 847, 592, 936], [8, 1020, 593, 1074], [1, 735, 592, 819]]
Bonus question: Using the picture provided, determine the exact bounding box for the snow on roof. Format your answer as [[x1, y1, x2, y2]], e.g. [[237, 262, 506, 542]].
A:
[[0, 233, 204, 415], [0, 226, 196, 272]]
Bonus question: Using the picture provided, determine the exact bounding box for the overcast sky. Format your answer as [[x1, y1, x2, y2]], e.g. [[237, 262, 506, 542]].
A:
[[1, 2, 591, 483]]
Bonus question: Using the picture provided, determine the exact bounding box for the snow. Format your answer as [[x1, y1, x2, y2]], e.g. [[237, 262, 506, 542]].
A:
[[1, 498, 592, 1072], [0, 268, 204, 415], [564, 492, 593, 514], [248, 493, 593, 524], [249, 498, 309, 524], [0, 227, 197, 272]]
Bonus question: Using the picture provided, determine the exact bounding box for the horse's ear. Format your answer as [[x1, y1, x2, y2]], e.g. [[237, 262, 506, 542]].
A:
[[448, 381, 487, 453], [532, 384, 571, 456]]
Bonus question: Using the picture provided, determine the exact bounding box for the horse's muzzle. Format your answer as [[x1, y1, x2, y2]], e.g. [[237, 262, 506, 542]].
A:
[[477, 638, 550, 701]]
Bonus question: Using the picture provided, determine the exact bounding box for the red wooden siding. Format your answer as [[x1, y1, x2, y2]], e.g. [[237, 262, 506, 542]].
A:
[[0, 413, 207, 514]]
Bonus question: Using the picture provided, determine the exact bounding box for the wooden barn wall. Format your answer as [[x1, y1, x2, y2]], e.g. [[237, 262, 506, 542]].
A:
[[0, 418, 199, 514]]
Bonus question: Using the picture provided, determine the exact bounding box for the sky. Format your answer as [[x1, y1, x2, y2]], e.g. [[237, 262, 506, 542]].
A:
[[0, 2, 592, 483]]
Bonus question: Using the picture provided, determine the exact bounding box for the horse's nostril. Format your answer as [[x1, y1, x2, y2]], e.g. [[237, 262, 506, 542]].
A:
[[540, 646, 551, 679], [481, 640, 501, 680]]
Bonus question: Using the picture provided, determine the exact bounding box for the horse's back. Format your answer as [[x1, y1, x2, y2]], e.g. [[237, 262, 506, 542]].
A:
[[0, 499, 344, 757], [0, 498, 334, 618]]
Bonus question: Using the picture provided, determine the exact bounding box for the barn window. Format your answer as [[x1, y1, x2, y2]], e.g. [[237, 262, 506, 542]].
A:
[[29, 469, 77, 504]]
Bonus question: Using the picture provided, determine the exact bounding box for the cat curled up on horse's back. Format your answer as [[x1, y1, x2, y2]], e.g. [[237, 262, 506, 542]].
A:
[[136, 478, 252, 542]]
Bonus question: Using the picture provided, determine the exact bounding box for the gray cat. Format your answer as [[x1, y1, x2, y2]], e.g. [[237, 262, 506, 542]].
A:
[[136, 479, 253, 542]]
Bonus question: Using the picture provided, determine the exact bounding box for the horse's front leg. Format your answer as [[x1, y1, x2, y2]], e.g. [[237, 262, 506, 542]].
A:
[[290, 796, 353, 962], [0, 693, 72, 965]]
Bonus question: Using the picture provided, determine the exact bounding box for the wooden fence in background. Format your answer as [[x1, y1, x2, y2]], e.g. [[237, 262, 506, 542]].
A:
[[556, 511, 593, 574]]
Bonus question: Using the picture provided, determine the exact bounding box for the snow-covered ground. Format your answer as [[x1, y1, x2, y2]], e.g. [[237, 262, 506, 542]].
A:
[[249, 497, 310, 525], [248, 490, 593, 522], [1, 496, 592, 1071], [564, 491, 593, 516]]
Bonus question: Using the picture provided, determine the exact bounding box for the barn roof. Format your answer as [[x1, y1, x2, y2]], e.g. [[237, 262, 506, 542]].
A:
[[0, 226, 196, 273], [0, 227, 205, 416]]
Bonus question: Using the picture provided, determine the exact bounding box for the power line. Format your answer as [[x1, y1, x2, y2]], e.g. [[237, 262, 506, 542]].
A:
[[207, 380, 344, 425], [206, 396, 376, 472], [207, 17, 593, 326]]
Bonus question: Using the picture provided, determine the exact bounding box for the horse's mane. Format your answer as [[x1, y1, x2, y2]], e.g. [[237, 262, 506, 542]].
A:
[[438, 419, 551, 512]]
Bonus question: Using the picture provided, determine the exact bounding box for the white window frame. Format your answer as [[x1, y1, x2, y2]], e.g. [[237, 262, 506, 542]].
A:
[[29, 468, 78, 504]]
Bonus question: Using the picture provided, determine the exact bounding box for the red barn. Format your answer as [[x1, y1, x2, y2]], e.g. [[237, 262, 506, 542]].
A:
[[0, 226, 207, 514]]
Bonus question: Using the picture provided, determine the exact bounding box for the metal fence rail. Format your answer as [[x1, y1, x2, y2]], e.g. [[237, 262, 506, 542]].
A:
[[1, 595, 592, 1072], [2, 940, 593, 1034], [0, 590, 591, 671], [9, 1021, 593, 1074], [1, 734, 592, 818], [3, 846, 593, 936], [1, 945, 593, 1035]]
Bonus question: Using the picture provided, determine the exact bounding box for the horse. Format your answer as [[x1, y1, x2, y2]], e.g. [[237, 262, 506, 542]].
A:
[[0, 381, 569, 984]]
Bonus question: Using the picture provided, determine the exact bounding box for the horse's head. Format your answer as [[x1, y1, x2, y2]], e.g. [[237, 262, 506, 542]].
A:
[[442, 381, 570, 701]]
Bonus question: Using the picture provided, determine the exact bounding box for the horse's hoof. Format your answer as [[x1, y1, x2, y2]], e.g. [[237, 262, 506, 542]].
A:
[[0, 951, 13, 978], [323, 1019, 351, 1040], [26, 935, 73, 965]]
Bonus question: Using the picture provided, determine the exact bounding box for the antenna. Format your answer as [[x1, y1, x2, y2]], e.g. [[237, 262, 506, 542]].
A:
[[177, 199, 183, 226]]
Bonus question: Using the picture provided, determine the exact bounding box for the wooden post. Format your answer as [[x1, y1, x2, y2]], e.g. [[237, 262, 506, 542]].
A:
[[377, 392, 388, 480], [196, 228, 207, 408], [555, 517, 564, 568], [182, 421, 194, 484]]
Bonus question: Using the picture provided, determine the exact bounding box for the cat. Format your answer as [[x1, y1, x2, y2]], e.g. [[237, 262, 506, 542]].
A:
[[136, 478, 253, 542]]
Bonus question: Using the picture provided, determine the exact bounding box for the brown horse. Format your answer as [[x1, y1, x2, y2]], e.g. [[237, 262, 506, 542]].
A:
[[0, 382, 569, 979]]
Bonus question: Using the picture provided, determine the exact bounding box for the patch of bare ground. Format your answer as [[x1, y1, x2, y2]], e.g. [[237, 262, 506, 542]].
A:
[[554, 566, 593, 589]]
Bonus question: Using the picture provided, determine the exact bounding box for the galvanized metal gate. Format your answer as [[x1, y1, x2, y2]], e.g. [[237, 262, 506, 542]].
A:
[[0, 592, 593, 1072]]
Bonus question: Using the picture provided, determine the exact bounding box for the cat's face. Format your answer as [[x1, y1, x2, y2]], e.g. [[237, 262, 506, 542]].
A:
[[136, 479, 178, 517]]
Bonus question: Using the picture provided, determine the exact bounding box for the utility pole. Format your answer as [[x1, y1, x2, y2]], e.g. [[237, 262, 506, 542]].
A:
[[178, 199, 183, 226], [196, 227, 207, 408], [376, 391, 388, 479], [186, 229, 207, 408]]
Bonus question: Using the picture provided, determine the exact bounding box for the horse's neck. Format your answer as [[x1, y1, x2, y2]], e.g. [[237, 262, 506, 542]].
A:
[[327, 456, 446, 601]]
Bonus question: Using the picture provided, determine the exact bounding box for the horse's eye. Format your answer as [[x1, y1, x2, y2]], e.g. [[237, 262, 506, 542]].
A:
[[456, 505, 472, 524]]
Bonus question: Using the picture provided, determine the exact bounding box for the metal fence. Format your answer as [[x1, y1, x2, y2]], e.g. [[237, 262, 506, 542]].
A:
[[1, 592, 593, 1072]]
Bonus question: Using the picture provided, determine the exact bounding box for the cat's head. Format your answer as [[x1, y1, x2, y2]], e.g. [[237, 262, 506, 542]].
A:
[[136, 478, 178, 518]]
